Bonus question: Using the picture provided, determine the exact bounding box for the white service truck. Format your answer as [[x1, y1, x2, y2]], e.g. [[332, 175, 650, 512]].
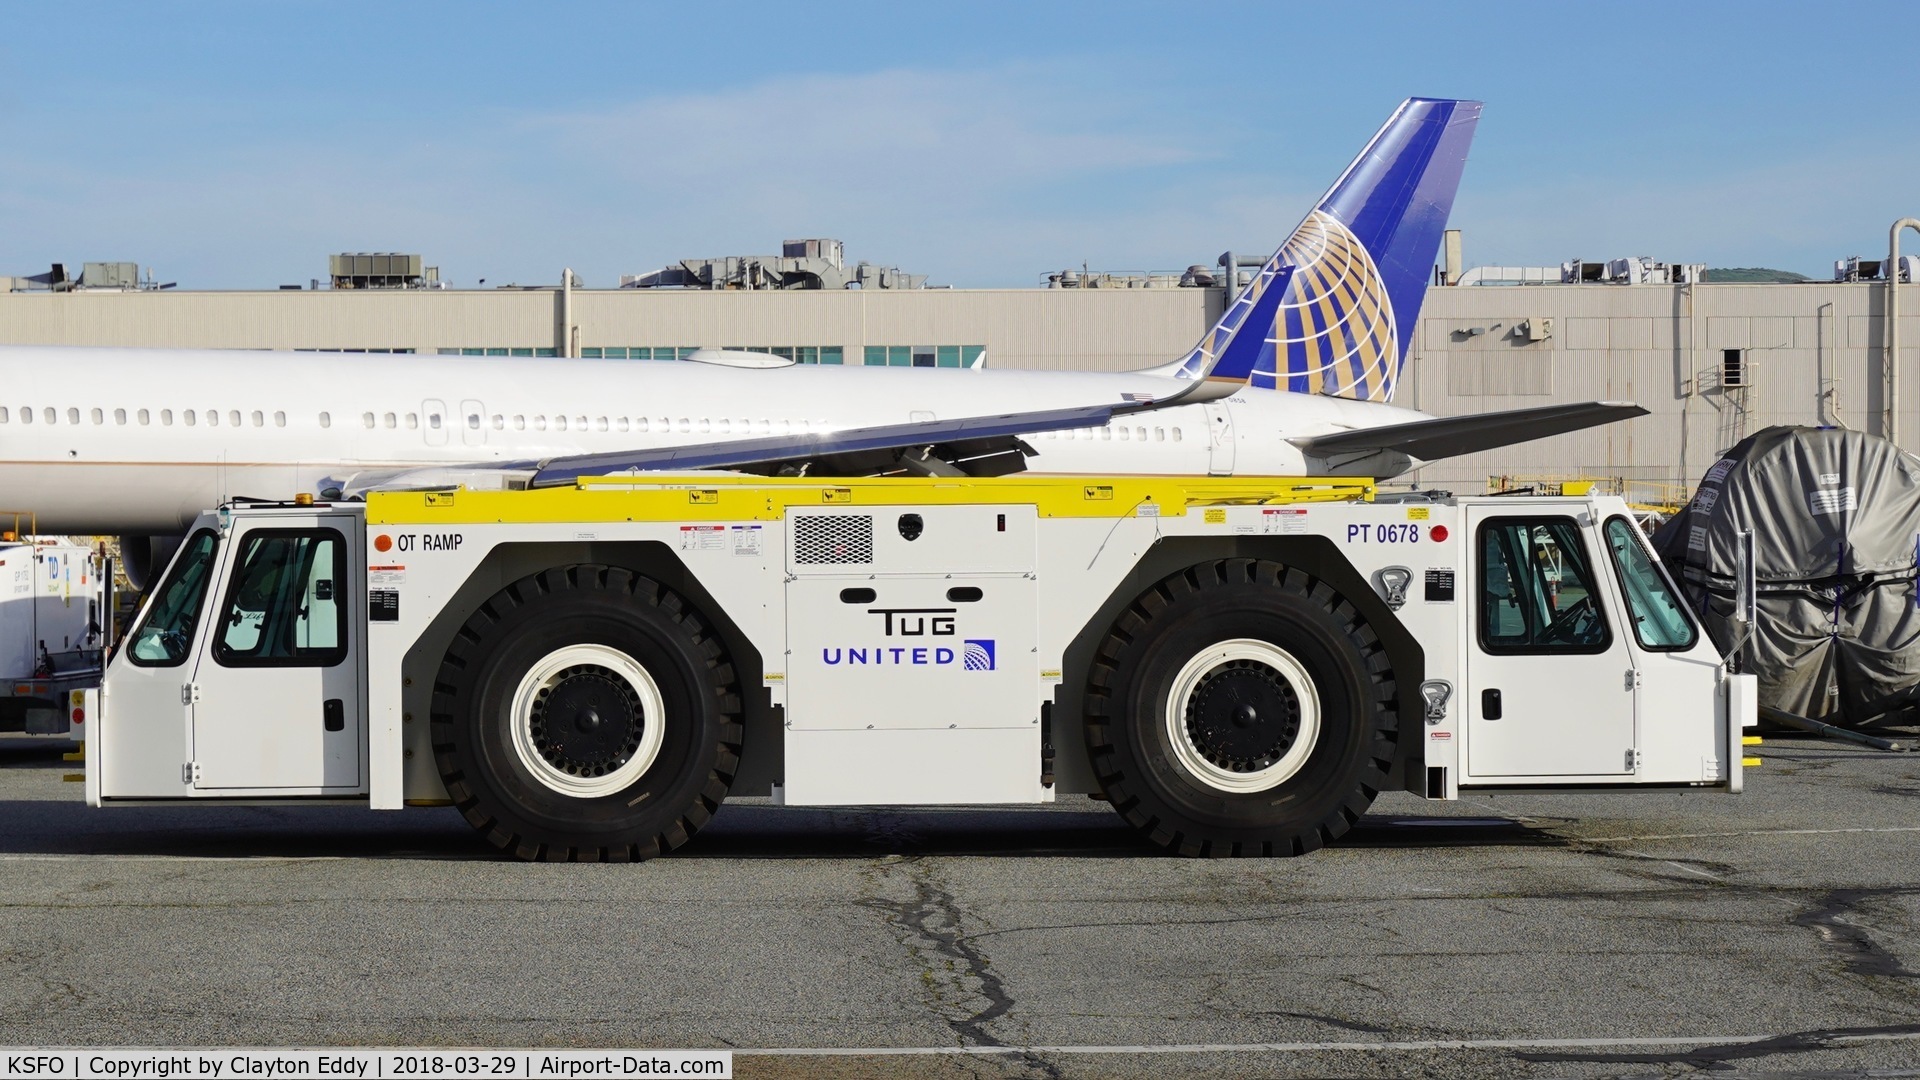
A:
[[0, 539, 107, 736], [83, 474, 1755, 860]]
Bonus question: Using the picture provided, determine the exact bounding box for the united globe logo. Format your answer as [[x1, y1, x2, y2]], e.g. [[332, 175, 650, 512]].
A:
[[962, 640, 995, 671]]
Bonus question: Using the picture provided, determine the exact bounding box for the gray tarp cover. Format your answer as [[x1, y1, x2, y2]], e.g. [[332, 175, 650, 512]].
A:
[[1652, 425, 1920, 723]]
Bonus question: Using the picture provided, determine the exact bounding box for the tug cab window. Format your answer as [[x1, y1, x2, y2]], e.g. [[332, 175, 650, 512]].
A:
[[127, 531, 219, 667], [1478, 518, 1610, 653], [213, 530, 348, 666], [1603, 517, 1698, 650]]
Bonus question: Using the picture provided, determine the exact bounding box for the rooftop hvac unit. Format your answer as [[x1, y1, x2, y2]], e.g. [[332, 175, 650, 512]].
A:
[[330, 252, 427, 289], [80, 262, 140, 289], [1561, 259, 1607, 283], [781, 239, 844, 267], [1835, 257, 1886, 282]]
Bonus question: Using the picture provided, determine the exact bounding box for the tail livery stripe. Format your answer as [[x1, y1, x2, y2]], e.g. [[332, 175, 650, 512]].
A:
[[1171, 98, 1480, 403]]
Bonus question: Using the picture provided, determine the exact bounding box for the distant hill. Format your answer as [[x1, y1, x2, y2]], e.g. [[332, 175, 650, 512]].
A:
[[1706, 267, 1812, 283]]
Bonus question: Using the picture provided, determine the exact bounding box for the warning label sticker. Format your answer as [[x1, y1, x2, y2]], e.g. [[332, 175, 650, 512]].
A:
[[731, 525, 763, 556], [679, 526, 726, 552], [369, 565, 406, 587], [1262, 508, 1309, 534]]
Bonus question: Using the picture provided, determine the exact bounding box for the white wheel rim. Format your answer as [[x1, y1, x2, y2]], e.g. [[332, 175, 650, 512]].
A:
[[509, 644, 667, 798], [1164, 638, 1321, 794]]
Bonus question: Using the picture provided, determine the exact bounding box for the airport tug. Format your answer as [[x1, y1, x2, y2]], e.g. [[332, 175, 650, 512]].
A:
[[83, 474, 1754, 860]]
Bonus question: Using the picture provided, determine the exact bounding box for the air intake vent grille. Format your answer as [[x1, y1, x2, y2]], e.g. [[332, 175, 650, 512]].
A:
[[794, 515, 873, 564]]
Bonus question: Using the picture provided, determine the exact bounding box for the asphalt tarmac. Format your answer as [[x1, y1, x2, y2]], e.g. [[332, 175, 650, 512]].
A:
[[3, 732, 1920, 1079]]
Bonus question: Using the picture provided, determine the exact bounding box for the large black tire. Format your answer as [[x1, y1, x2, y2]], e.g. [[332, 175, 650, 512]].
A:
[[431, 564, 742, 861], [1084, 559, 1398, 857]]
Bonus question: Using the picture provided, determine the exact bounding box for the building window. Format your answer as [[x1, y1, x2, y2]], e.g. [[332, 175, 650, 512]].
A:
[[1722, 349, 1746, 389], [864, 345, 982, 368]]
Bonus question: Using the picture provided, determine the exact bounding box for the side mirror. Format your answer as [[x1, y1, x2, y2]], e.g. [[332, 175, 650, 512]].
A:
[[1723, 529, 1755, 665]]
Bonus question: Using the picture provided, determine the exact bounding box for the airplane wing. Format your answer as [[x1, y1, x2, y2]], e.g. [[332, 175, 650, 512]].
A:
[[1292, 401, 1649, 462], [333, 402, 1134, 496]]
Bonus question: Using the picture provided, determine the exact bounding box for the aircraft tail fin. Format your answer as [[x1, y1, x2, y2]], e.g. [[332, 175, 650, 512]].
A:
[[1148, 98, 1481, 403]]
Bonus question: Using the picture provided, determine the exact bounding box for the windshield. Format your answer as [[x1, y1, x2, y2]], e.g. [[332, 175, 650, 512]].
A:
[[126, 530, 219, 667], [1603, 516, 1698, 650]]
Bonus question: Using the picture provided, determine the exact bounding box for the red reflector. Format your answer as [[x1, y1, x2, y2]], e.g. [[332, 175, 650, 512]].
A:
[[71, 707, 84, 725], [12, 684, 28, 694], [1430, 525, 1449, 542]]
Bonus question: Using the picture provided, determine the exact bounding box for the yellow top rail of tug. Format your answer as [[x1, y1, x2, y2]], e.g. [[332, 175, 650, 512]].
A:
[[365, 474, 1377, 526]]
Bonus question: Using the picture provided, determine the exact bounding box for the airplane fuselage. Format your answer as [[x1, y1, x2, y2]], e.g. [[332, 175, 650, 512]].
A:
[[0, 346, 1429, 535]]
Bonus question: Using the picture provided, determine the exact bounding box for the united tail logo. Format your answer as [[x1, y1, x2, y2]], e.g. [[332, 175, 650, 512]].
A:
[[1161, 98, 1481, 404]]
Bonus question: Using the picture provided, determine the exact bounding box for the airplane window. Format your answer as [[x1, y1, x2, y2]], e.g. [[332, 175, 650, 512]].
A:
[[90, 408, 103, 425], [64, 407, 77, 424], [1117, 427, 1129, 441], [616, 418, 629, 433], [429, 413, 442, 430], [773, 419, 788, 434], [383, 413, 396, 429], [1100, 427, 1111, 441], [467, 414, 480, 430], [595, 417, 608, 431], [274, 411, 286, 427], [207, 410, 219, 427], [362, 413, 376, 429], [18, 407, 30, 425], [574, 415, 587, 430], [229, 410, 242, 427], [1155, 427, 1164, 441], [534, 416, 547, 431], [676, 418, 690, 433], [138, 409, 150, 425], [406, 413, 417, 429], [318, 412, 330, 429], [633, 418, 647, 433], [754, 420, 769, 435], [160, 410, 172, 426], [1171, 427, 1183, 442], [251, 411, 263, 427], [716, 419, 731, 434], [554, 416, 568, 432], [697, 419, 711, 434], [185, 410, 197, 427], [116, 409, 127, 425], [0, 407, 8, 423], [513, 415, 525, 430], [44, 408, 56, 425], [1136, 427, 1147, 441], [491, 415, 504, 430]]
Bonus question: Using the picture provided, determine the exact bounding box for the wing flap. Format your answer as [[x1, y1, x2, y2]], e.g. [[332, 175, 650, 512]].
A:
[[1294, 401, 1648, 462]]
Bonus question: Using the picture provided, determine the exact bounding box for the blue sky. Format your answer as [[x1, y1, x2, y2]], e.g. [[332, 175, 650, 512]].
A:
[[2, 3, 1915, 289]]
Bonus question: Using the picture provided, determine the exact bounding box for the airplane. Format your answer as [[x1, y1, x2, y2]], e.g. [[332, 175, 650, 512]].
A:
[[0, 97, 1644, 587]]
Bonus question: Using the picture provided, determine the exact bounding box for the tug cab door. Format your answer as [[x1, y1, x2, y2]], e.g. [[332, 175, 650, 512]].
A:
[[100, 509, 367, 799], [1464, 510, 1636, 779], [185, 512, 366, 792]]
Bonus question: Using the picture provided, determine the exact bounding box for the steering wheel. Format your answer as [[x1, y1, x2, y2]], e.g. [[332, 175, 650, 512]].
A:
[[1541, 595, 1598, 644]]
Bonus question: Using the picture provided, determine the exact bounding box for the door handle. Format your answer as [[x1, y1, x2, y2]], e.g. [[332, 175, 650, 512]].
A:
[[1481, 688, 1503, 720], [323, 698, 344, 732]]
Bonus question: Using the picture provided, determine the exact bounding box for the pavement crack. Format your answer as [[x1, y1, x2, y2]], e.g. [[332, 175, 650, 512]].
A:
[[858, 864, 1061, 1078], [1792, 887, 1920, 979], [1517, 1020, 1920, 1066]]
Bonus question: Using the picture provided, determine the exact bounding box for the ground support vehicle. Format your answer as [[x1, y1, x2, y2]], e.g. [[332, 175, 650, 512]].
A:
[[0, 539, 106, 735], [84, 475, 1754, 860]]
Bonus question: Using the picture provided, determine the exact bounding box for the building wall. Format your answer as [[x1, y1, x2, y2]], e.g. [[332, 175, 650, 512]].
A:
[[0, 286, 1222, 373], [1403, 282, 1915, 491]]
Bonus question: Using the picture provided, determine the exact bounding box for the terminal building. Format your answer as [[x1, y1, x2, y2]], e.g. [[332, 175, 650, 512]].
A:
[[2, 238, 1914, 497]]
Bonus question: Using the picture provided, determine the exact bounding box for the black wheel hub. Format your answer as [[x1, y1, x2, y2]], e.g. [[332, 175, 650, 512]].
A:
[[1184, 660, 1300, 773], [529, 665, 644, 777]]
